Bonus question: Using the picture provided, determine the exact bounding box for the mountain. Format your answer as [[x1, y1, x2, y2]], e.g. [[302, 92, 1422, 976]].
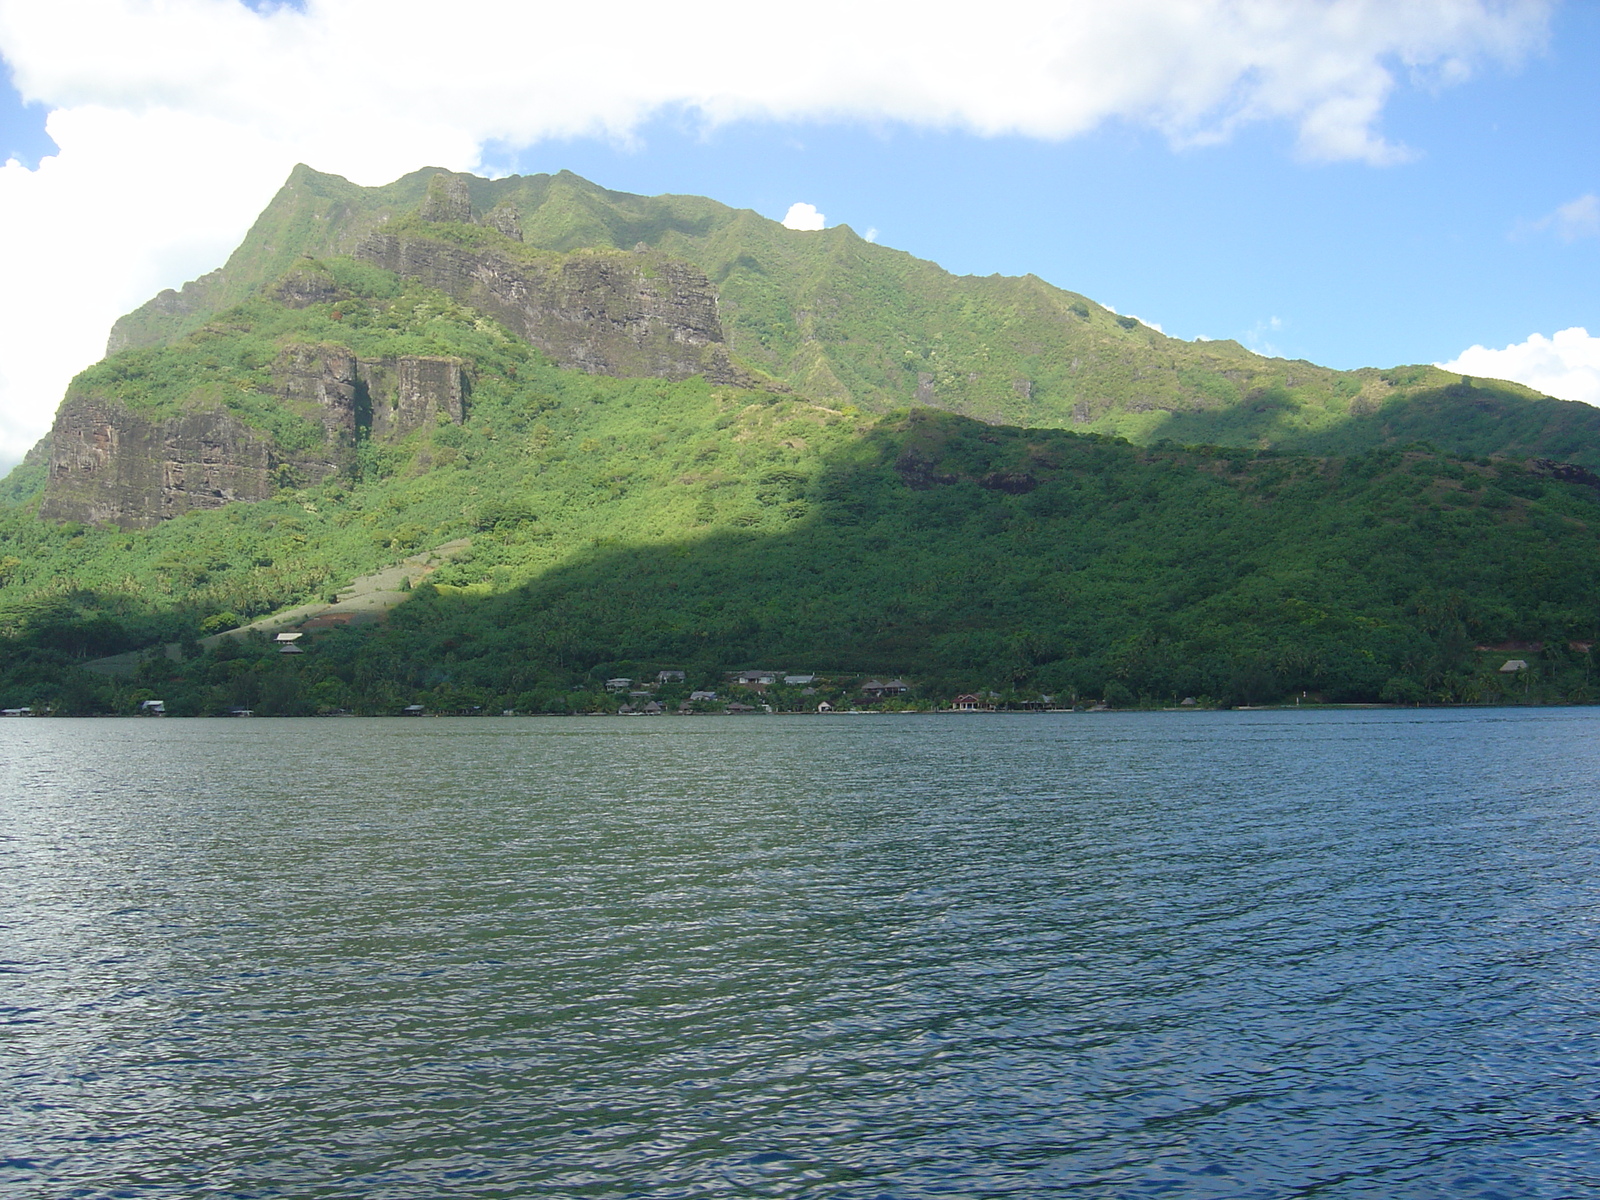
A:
[[107, 165, 1600, 461], [2, 166, 1598, 714]]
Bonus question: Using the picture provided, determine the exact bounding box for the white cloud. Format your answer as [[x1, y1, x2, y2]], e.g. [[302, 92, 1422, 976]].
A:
[[1536, 193, 1600, 241], [1513, 193, 1600, 243], [781, 202, 826, 231], [863, 227, 878, 243], [1440, 328, 1600, 407], [0, 0, 1553, 464]]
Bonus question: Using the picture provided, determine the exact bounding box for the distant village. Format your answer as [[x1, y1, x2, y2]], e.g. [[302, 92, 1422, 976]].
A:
[[17, 630, 1570, 719], [502, 670, 1080, 718], [416, 671, 1064, 717], [74, 616, 1598, 722], [97, 669, 1089, 719]]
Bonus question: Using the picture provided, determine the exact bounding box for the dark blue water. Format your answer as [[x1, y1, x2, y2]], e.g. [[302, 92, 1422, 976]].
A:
[[4, 710, 1600, 1198]]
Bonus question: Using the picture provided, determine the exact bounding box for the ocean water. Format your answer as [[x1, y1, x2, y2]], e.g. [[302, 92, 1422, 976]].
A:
[[3, 709, 1599, 1198]]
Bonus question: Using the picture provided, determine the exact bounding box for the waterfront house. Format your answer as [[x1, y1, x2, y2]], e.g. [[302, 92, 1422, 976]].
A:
[[689, 690, 718, 701], [139, 699, 166, 715], [727, 702, 757, 713], [953, 694, 983, 711], [657, 670, 686, 683], [784, 674, 816, 686], [605, 678, 634, 692], [732, 670, 776, 687]]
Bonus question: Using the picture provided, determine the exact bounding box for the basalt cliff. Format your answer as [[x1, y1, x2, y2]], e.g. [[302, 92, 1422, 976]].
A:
[[41, 347, 470, 528], [41, 174, 744, 528]]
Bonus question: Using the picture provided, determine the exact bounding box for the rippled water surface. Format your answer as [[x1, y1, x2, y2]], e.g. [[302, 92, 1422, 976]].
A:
[[5, 710, 1600, 1198]]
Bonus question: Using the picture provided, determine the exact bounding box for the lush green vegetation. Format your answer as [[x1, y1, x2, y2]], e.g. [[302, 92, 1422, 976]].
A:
[[107, 165, 1600, 465], [9, 180, 1600, 716], [5, 348, 1599, 713]]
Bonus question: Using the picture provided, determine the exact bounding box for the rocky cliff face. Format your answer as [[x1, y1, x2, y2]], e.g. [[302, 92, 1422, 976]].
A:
[[269, 344, 465, 442], [359, 355, 466, 437], [57, 172, 750, 527], [39, 396, 279, 529], [39, 348, 467, 529], [358, 232, 746, 385]]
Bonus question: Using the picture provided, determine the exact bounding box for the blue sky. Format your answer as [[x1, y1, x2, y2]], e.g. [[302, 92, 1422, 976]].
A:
[[0, 81, 51, 169], [480, 19, 1599, 373], [0, 0, 1595, 465]]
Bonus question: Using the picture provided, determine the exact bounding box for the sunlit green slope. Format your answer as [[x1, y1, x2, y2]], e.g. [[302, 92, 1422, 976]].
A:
[[106, 166, 1600, 464]]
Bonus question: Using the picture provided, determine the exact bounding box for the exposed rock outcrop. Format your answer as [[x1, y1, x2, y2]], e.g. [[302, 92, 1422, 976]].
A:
[[273, 343, 360, 436], [420, 174, 473, 224], [39, 395, 280, 529], [39, 348, 471, 528], [357, 355, 466, 438], [271, 261, 344, 309], [358, 233, 747, 385], [482, 202, 523, 241]]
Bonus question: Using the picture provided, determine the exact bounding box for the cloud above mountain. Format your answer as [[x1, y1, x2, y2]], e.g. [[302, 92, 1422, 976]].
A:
[[0, 0, 1556, 462], [782, 203, 826, 231], [2, 0, 1547, 163], [1441, 328, 1600, 408]]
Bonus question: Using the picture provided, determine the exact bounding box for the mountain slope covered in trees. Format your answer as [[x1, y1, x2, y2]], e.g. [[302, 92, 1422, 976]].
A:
[[1, 167, 1598, 714]]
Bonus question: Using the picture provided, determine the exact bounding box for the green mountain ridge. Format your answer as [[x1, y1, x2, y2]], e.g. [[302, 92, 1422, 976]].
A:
[[2, 166, 1599, 714], [107, 165, 1597, 462]]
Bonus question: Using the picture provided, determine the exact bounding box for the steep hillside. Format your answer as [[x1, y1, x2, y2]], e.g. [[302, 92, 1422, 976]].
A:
[[105, 166, 1600, 464], [3, 167, 1599, 715]]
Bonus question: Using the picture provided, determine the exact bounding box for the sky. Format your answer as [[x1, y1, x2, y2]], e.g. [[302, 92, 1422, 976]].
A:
[[0, 0, 1595, 470]]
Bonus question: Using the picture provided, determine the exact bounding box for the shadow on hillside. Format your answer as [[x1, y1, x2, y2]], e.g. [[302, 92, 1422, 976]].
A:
[[1275, 385, 1600, 466], [276, 406, 1600, 712], [346, 412, 1147, 687], [1142, 382, 1600, 467], [38, 403, 1600, 715]]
